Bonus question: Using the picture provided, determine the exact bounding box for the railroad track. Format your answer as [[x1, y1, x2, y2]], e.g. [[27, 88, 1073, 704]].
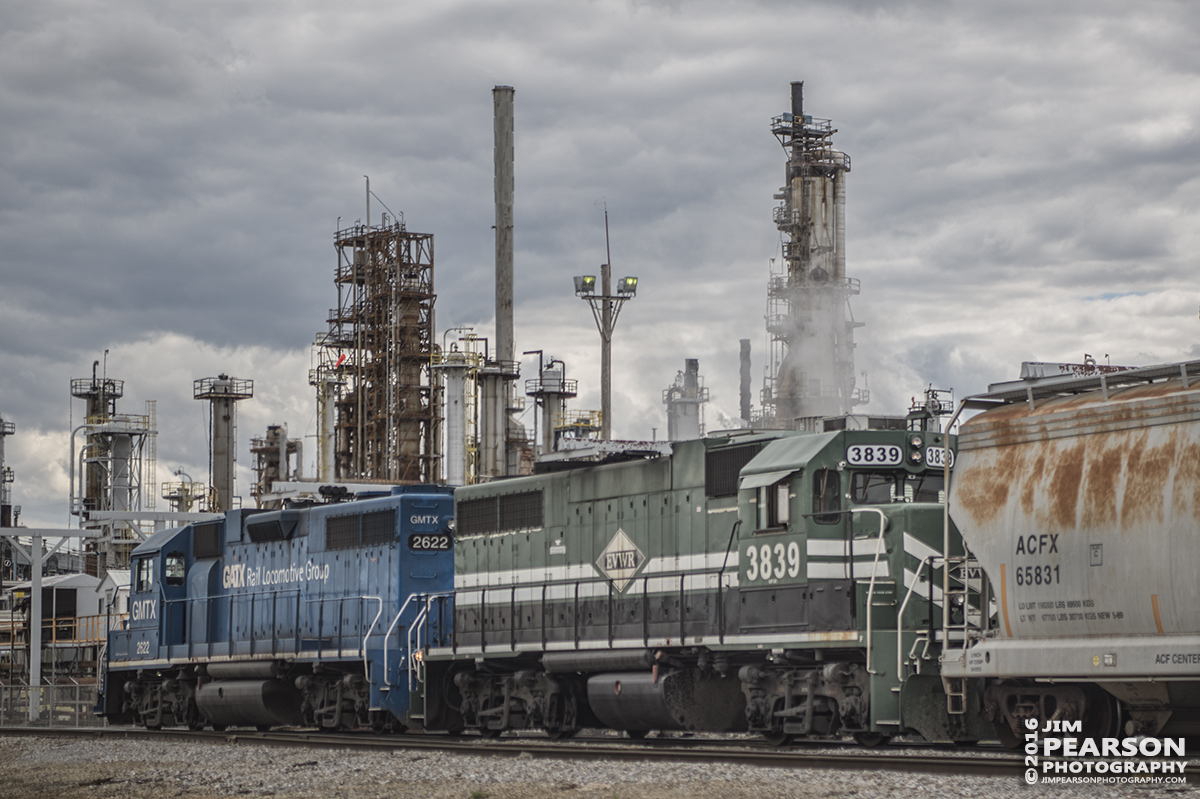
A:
[[0, 726, 1040, 778]]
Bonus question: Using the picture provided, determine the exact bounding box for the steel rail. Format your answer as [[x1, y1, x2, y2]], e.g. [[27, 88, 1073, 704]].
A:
[[0, 726, 1102, 780]]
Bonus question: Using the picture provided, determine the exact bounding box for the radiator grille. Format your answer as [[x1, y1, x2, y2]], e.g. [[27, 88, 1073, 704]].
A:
[[457, 497, 497, 535], [360, 509, 397, 546], [498, 491, 543, 531], [192, 523, 221, 559], [705, 444, 763, 498], [326, 515, 361, 550]]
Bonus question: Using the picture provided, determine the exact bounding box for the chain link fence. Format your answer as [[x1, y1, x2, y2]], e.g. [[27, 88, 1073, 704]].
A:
[[0, 684, 106, 728]]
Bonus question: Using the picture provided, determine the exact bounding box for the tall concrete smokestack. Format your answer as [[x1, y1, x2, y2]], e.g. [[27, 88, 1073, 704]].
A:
[[494, 86, 515, 366], [739, 339, 751, 423], [479, 85, 523, 479]]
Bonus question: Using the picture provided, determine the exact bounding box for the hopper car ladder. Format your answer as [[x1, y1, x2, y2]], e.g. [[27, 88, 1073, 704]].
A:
[[940, 548, 987, 714]]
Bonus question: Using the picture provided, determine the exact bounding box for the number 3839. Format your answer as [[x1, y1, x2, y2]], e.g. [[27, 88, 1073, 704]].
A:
[[745, 541, 801, 582]]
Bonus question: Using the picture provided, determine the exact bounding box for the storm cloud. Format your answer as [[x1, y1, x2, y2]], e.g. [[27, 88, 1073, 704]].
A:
[[3, 0, 1199, 526]]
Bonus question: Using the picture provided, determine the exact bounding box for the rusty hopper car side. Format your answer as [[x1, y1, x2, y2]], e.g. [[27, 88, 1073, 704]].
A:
[[944, 359, 1200, 745]]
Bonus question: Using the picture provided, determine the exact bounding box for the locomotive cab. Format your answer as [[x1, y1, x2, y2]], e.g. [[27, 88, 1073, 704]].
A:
[[115, 526, 193, 664], [732, 422, 988, 744]]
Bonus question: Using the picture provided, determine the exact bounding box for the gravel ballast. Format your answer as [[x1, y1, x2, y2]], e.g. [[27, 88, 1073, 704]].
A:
[[0, 734, 1193, 799]]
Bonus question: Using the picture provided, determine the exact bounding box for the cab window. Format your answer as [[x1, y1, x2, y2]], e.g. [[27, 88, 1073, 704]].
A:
[[851, 471, 946, 504], [812, 469, 841, 524], [757, 480, 791, 530], [134, 557, 154, 593], [164, 552, 185, 586]]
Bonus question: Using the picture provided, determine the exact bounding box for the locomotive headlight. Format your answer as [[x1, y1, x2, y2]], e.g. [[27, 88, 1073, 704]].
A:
[[909, 434, 923, 449], [908, 450, 924, 464], [445, 518, 456, 532]]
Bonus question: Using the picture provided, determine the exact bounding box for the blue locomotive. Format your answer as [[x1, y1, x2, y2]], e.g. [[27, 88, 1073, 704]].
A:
[[101, 486, 456, 731]]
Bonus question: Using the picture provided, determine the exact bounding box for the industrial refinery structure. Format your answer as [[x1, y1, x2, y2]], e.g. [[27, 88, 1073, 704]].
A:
[[312, 209, 439, 485], [68, 371, 157, 575], [10, 79, 867, 538], [759, 81, 866, 429]]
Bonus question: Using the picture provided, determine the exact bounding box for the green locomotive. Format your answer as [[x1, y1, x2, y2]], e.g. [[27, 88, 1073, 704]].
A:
[[419, 411, 994, 744]]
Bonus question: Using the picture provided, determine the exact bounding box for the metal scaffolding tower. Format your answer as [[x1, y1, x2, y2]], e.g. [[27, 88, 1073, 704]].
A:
[[319, 215, 440, 484], [761, 81, 866, 429]]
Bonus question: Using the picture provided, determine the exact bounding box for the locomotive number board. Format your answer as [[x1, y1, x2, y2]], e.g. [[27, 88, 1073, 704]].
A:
[[846, 444, 902, 466], [408, 533, 453, 551]]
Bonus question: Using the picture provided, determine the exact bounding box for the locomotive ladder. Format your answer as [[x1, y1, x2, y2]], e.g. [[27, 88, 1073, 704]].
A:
[[940, 548, 986, 715]]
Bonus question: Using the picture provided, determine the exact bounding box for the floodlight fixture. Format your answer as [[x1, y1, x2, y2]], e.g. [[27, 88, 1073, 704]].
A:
[[617, 276, 638, 296], [574, 275, 596, 296]]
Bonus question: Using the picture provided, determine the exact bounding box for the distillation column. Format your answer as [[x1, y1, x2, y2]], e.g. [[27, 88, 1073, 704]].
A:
[[663, 359, 709, 442], [433, 349, 474, 486], [526, 361, 578, 455], [764, 81, 864, 428], [194, 375, 254, 512]]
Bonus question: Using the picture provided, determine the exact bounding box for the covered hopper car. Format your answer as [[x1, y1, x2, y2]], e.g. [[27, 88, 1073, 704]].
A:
[[944, 359, 1200, 746]]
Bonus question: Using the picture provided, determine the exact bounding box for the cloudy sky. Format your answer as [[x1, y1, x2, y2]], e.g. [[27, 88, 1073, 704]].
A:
[[3, 0, 1200, 529]]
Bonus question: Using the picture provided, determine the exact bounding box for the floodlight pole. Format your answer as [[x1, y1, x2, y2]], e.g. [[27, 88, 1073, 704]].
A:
[[600, 217, 613, 441], [576, 210, 634, 441]]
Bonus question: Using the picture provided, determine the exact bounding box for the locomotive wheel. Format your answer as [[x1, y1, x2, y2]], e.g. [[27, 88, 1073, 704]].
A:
[[188, 720, 206, 732], [545, 726, 578, 740], [478, 725, 501, 738], [625, 729, 648, 740], [1083, 689, 1122, 739], [852, 733, 891, 748], [211, 724, 227, 732], [762, 731, 792, 747], [144, 722, 162, 731]]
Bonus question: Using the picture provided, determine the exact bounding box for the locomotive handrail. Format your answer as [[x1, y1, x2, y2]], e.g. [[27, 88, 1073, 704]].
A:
[[896, 555, 936, 678], [361, 596, 383, 684], [439, 561, 812, 655], [858, 508, 889, 676], [382, 592, 425, 687], [803, 506, 888, 675], [941, 399, 969, 667], [408, 596, 433, 691]]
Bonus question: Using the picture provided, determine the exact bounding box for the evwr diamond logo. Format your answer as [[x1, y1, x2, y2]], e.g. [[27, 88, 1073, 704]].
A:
[[596, 528, 645, 592]]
